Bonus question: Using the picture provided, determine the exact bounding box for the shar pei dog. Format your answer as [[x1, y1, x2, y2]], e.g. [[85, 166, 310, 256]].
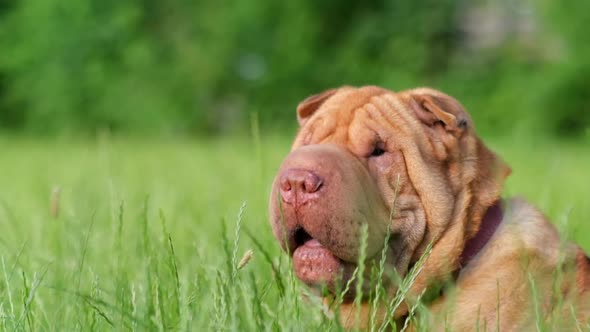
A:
[[268, 86, 589, 330]]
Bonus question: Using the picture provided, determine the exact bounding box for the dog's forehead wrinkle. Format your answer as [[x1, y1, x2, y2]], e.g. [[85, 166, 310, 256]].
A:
[[370, 95, 421, 145], [297, 115, 335, 147], [382, 93, 427, 133], [348, 106, 405, 157], [301, 92, 404, 153], [346, 108, 376, 155], [368, 105, 404, 148]]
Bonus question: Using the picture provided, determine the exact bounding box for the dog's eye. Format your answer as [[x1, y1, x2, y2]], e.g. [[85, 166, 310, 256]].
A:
[[370, 147, 386, 157]]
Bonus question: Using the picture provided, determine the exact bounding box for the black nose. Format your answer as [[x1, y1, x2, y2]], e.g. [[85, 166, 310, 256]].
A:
[[279, 168, 323, 206]]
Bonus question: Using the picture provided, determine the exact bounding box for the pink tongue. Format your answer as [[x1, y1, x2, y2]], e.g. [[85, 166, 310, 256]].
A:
[[292, 239, 343, 285], [304, 239, 322, 247]]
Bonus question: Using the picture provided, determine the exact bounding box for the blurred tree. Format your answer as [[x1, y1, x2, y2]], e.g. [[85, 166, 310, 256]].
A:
[[534, 0, 590, 136], [0, 0, 587, 137]]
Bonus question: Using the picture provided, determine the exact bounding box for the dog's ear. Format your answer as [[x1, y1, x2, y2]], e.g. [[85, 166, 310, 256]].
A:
[[405, 87, 470, 135], [296, 88, 339, 126], [401, 88, 473, 161]]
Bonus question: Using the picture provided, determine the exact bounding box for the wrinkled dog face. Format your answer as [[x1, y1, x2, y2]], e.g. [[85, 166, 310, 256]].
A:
[[269, 86, 505, 303]]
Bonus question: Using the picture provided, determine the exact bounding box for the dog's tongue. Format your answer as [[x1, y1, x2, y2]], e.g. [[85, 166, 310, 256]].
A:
[[292, 239, 343, 286]]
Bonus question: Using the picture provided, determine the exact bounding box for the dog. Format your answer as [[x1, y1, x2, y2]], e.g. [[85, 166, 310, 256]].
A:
[[268, 86, 590, 330]]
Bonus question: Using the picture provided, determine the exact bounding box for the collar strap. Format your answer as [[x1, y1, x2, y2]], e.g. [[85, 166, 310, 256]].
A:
[[459, 200, 504, 268], [419, 201, 504, 308]]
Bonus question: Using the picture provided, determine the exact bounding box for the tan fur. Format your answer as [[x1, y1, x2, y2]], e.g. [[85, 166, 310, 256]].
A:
[[268, 86, 590, 330]]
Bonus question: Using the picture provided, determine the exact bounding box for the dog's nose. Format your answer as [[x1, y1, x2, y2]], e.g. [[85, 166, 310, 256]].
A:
[[279, 169, 323, 206]]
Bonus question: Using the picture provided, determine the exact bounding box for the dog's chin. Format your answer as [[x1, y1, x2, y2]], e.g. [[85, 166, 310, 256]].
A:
[[292, 239, 368, 301]]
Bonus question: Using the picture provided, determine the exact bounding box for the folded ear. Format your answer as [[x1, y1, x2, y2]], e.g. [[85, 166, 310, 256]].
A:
[[405, 87, 470, 134], [296, 88, 339, 126]]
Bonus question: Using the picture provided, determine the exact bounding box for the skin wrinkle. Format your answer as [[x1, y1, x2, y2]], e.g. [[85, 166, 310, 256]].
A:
[[379, 94, 456, 247], [381, 94, 422, 140], [347, 106, 366, 156], [362, 108, 395, 155], [397, 93, 467, 257], [391, 239, 409, 274], [383, 93, 442, 163], [367, 96, 408, 138], [312, 117, 332, 145], [395, 158, 442, 258], [363, 101, 414, 203], [397, 152, 428, 262]]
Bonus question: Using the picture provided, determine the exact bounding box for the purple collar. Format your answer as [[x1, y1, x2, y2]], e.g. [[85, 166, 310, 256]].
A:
[[459, 200, 504, 268]]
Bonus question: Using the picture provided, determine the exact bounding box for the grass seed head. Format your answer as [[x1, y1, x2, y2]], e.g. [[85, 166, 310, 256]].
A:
[[50, 186, 61, 218], [238, 249, 254, 270]]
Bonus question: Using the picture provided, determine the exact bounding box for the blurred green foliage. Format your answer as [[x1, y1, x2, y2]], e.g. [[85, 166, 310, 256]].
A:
[[0, 0, 588, 137]]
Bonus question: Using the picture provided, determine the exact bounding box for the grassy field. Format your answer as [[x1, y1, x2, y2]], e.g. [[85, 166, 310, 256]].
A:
[[0, 134, 588, 331]]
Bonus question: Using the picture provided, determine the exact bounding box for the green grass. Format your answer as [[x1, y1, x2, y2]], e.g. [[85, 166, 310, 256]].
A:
[[0, 134, 588, 331]]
